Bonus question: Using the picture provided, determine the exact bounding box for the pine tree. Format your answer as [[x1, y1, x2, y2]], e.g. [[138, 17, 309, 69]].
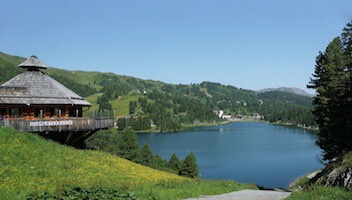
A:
[[116, 118, 127, 131], [168, 153, 182, 173], [140, 144, 153, 166], [129, 101, 137, 114], [113, 129, 140, 162], [308, 21, 352, 160], [97, 94, 112, 111], [149, 154, 167, 170], [179, 152, 199, 178], [341, 21, 352, 151], [84, 129, 111, 150]]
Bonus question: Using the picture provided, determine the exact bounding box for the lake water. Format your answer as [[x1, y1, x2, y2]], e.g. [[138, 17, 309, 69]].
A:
[[137, 122, 323, 188]]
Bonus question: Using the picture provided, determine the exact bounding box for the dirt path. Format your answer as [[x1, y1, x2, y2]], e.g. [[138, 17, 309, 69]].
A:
[[184, 189, 291, 200]]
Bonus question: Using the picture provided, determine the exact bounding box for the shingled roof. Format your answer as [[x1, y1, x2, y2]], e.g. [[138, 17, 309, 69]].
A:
[[0, 56, 91, 106], [18, 55, 48, 70]]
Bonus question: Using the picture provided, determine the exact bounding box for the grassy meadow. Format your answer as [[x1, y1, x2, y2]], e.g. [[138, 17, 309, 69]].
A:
[[0, 127, 257, 199]]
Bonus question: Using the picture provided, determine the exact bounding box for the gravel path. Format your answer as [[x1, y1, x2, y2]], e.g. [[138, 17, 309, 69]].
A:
[[184, 189, 291, 200]]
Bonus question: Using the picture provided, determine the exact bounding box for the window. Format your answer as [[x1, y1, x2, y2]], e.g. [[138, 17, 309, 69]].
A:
[[50, 108, 60, 117], [0, 108, 6, 115], [35, 108, 44, 117], [69, 109, 75, 117], [10, 108, 21, 117], [69, 108, 81, 117], [0, 108, 6, 120]]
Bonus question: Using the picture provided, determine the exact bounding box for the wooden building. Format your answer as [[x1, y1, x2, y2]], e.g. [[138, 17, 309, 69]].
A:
[[0, 55, 113, 144]]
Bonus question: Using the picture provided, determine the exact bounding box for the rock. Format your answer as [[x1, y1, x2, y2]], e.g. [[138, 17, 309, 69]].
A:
[[310, 156, 352, 187], [323, 166, 352, 187]]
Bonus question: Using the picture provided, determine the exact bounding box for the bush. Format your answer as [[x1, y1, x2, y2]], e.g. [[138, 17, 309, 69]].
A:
[[26, 186, 136, 200]]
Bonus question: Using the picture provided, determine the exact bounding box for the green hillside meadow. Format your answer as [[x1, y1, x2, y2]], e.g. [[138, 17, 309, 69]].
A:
[[0, 127, 257, 199]]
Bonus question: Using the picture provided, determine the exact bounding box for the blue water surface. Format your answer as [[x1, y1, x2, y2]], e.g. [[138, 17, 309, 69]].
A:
[[137, 122, 323, 188]]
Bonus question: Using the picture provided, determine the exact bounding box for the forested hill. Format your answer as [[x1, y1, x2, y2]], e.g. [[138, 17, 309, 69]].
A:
[[258, 87, 313, 97], [0, 51, 315, 131]]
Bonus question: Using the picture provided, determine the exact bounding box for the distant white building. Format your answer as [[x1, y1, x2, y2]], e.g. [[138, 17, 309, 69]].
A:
[[214, 110, 232, 120], [218, 110, 224, 118], [222, 114, 232, 120]]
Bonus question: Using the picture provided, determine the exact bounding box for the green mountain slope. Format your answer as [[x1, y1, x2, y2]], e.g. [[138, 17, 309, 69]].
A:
[[0, 52, 24, 84], [0, 51, 315, 129], [258, 87, 313, 97]]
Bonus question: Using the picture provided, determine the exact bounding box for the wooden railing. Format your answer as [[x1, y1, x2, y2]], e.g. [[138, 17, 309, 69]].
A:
[[3, 117, 114, 132]]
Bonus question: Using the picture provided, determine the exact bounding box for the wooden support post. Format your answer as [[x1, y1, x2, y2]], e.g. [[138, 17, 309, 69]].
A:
[[76, 109, 79, 131], [100, 110, 103, 129], [59, 109, 62, 132], [65, 132, 74, 143], [39, 109, 43, 132]]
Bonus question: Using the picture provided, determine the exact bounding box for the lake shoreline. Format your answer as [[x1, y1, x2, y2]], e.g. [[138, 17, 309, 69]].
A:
[[136, 119, 318, 134], [137, 122, 323, 188], [289, 169, 322, 190]]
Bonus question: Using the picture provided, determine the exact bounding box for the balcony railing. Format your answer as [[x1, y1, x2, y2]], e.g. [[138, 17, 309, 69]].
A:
[[3, 117, 114, 132]]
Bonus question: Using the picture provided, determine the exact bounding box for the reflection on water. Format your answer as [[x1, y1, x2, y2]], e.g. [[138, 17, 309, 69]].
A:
[[137, 122, 323, 188]]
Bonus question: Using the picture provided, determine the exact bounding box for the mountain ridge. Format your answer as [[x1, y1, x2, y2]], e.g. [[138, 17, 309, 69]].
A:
[[257, 87, 313, 97], [0, 51, 316, 129], [0, 51, 311, 96]]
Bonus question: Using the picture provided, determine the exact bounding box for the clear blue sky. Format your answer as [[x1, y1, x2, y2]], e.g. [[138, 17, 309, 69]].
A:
[[1, 0, 352, 93]]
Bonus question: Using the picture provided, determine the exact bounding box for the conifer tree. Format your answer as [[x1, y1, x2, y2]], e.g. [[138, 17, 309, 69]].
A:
[[149, 154, 167, 170], [140, 144, 153, 166], [113, 129, 140, 162], [116, 118, 127, 131], [168, 153, 182, 173], [97, 94, 112, 111], [129, 101, 137, 114], [308, 21, 352, 160], [84, 129, 111, 150], [341, 21, 352, 148], [179, 152, 199, 178]]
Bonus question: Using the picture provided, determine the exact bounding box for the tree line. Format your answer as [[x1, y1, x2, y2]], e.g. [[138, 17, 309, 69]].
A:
[[100, 82, 315, 132], [84, 129, 199, 178]]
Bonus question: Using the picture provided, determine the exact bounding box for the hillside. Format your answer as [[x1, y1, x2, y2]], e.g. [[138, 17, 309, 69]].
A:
[[0, 127, 257, 199], [258, 87, 314, 97], [0, 52, 24, 84], [0, 51, 316, 131]]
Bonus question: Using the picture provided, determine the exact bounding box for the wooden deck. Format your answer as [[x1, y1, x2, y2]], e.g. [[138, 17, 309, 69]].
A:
[[3, 117, 114, 132]]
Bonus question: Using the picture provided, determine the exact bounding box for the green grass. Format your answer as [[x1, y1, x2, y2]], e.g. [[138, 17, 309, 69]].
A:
[[287, 186, 352, 200], [0, 127, 257, 199], [111, 94, 144, 116], [289, 176, 310, 190], [46, 68, 104, 90], [85, 93, 146, 117], [84, 93, 100, 111]]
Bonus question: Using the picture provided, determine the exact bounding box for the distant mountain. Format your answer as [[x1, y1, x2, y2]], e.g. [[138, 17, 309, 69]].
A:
[[257, 87, 314, 97]]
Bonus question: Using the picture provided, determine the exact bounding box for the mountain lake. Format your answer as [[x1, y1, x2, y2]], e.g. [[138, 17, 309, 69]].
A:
[[137, 122, 323, 188]]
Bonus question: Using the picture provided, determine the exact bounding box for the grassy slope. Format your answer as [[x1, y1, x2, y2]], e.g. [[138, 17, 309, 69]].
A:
[[0, 52, 24, 65], [111, 94, 144, 116], [84, 94, 144, 117], [0, 127, 257, 199], [46, 68, 104, 90]]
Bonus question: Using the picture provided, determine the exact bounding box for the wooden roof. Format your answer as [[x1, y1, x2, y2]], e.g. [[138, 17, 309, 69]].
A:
[[0, 56, 91, 106], [18, 55, 48, 70]]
